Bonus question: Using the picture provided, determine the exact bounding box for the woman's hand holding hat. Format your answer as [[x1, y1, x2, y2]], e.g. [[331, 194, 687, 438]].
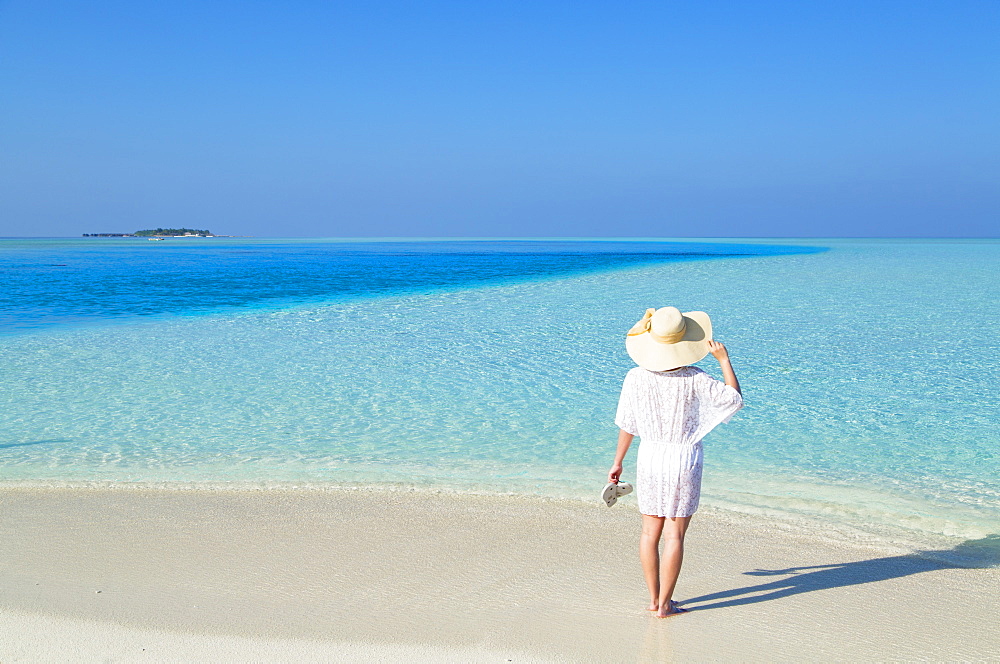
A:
[[708, 340, 729, 361]]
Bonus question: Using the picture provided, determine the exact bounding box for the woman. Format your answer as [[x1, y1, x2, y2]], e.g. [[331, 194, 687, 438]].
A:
[[607, 306, 743, 618]]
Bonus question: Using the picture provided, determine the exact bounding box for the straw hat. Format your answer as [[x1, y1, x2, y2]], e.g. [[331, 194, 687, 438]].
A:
[[625, 307, 713, 371]]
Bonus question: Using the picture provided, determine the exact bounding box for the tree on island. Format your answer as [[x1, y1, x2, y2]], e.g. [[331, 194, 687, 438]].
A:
[[134, 228, 213, 237]]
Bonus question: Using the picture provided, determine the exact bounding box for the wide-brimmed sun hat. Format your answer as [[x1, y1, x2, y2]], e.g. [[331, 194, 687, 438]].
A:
[[625, 307, 713, 371]]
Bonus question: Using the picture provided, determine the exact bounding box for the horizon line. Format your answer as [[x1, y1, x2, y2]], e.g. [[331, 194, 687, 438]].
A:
[[2, 235, 999, 241]]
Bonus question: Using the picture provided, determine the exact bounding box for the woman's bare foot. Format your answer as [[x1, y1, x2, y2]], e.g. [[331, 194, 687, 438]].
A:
[[654, 600, 687, 618], [646, 601, 659, 611]]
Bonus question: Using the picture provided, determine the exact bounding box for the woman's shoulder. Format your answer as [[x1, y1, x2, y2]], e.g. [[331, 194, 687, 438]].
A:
[[621, 366, 644, 385]]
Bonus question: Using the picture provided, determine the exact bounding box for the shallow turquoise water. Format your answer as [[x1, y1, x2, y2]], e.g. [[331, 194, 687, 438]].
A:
[[1, 238, 997, 553]]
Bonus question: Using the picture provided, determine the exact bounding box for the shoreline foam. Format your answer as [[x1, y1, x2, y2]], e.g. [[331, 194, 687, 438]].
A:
[[1, 477, 995, 566]]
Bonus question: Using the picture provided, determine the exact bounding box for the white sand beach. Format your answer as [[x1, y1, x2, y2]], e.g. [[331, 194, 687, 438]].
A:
[[1, 487, 998, 662]]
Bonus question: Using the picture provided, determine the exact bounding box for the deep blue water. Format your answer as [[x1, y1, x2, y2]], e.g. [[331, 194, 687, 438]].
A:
[[0, 238, 822, 334]]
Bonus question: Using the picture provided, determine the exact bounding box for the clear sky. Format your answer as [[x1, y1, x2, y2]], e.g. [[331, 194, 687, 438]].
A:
[[1, 1, 997, 238]]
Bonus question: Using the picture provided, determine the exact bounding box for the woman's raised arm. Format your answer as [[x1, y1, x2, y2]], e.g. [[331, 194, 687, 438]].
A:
[[708, 340, 741, 396]]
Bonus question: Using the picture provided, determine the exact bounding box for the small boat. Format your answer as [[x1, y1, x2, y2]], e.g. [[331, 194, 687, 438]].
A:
[[148, 237, 165, 241]]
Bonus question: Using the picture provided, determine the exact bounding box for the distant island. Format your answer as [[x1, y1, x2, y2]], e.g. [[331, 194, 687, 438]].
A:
[[134, 228, 214, 237], [83, 228, 216, 237]]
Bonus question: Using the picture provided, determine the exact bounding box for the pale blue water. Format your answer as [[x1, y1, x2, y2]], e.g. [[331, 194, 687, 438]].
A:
[[1, 237, 997, 555]]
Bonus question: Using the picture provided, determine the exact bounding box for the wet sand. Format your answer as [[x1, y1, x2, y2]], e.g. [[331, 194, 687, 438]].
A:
[[0, 487, 998, 662]]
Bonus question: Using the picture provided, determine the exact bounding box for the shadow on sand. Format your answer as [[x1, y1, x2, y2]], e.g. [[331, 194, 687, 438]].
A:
[[683, 535, 1000, 612], [0, 439, 70, 450]]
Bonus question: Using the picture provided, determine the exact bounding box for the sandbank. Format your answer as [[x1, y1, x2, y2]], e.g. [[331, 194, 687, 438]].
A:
[[1, 487, 998, 662]]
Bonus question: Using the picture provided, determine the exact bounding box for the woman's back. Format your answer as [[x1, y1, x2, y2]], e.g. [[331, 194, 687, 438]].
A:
[[615, 366, 743, 445]]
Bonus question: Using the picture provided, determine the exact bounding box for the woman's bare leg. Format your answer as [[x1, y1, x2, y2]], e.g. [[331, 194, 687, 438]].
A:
[[639, 514, 665, 611], [656, 515, 692, 617]]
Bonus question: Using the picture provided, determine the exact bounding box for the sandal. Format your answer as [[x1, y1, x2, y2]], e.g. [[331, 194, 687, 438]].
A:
[[601, 481, 633, 507]]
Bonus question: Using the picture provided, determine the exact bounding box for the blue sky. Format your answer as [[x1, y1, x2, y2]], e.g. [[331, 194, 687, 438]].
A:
[[1, 1, 997, 237]]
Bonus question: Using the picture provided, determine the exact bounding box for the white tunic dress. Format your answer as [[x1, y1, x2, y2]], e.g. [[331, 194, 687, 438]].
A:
[[615, 366, 743, 518]]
